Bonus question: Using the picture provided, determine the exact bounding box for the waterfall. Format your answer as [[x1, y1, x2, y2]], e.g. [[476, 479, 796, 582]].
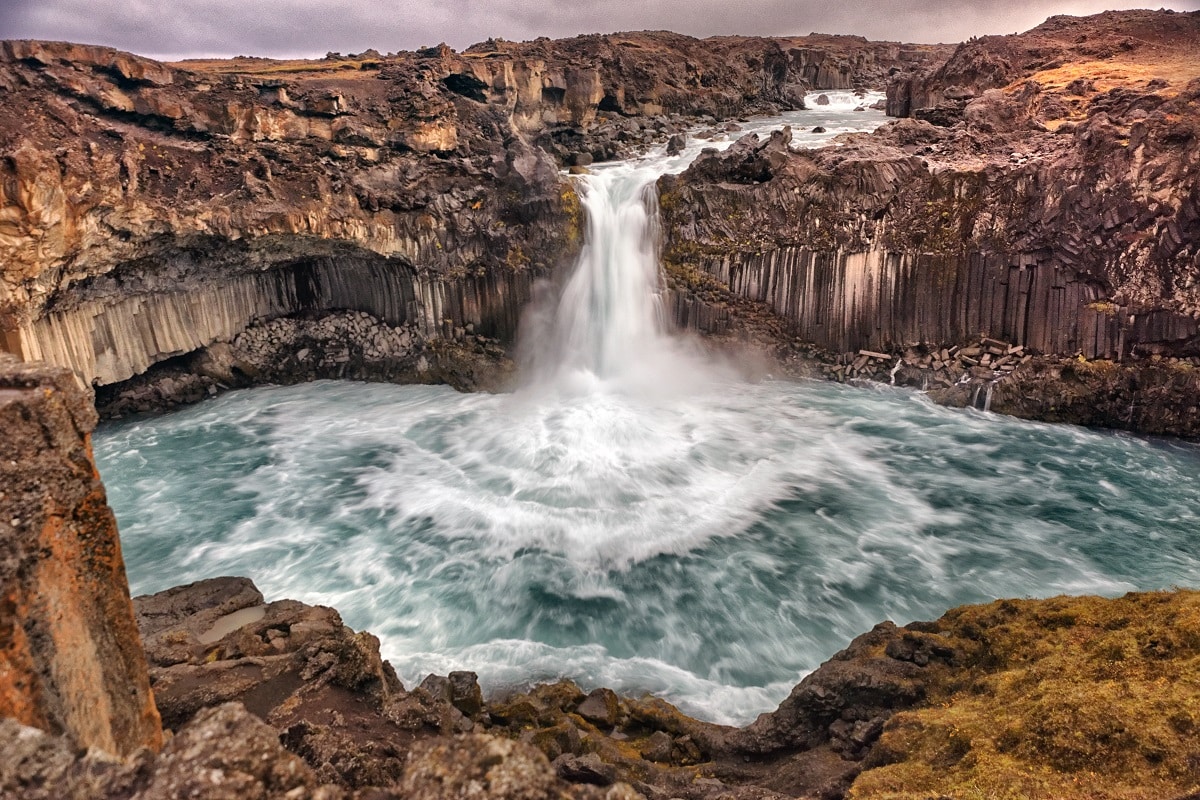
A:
[[519, 163, 695, 393], [516, 96, 893, 394]]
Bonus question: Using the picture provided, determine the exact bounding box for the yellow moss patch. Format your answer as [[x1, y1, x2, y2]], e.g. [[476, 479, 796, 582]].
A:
[[850, 592, 1200, 800], [1018, 55, 1200, 100], [170, 57, 379, 78], [1086, 300, 1120, 315], [560, 183, 583, 246], [504, 244, 530, 270]]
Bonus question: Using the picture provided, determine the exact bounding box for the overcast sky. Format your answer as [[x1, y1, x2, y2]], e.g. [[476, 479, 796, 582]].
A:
[[1, 0, 1197, 61]]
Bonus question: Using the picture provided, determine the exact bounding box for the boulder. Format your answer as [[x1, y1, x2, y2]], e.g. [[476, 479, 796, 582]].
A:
[[575, 687, 622, 728], [401, 734, 561, 800], [132, 578, 403, 731]]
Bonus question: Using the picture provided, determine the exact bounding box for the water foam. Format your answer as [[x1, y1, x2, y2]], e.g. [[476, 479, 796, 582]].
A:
[[91, 96, 1200, 725], [96, 380, 1200, 724]]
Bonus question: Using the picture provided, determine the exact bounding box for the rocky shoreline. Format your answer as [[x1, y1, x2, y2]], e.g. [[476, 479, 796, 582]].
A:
[[10, 576, 1200, 800], [3, 356, 1199, 800], [93, 308, 515, 417]]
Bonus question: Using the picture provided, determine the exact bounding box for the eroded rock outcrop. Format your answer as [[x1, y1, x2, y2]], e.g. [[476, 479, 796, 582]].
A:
[[0, 39, 580, 393], [0, 32, 941, 403], [659, 10, 1200, 436], [0, 354, 161, 756], [14, 569, 1195, 800]]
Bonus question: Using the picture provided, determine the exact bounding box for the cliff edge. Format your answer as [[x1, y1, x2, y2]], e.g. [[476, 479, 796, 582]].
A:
[[0, 354, 161, 756], [660, 9, 1200, 436]]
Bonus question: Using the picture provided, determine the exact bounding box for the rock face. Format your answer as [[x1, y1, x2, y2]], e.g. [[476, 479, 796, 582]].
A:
[[0, 33, 941, 401], [0, 354, 161, 756], [659, 9, 1200, 436], [0, 39, 579, 393], [886, 10, 1200, 119]]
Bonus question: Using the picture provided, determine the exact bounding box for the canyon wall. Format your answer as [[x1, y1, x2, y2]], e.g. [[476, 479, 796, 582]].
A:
[[661, 11, 1200, 368], [3, 13, 1197, 434], [0, 36, 578, 389], [0, 355, 161, 756], [0, 35, 941, 394]]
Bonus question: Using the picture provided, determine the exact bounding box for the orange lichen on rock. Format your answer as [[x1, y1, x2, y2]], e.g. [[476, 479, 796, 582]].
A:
[[0, 354, 161, 756]]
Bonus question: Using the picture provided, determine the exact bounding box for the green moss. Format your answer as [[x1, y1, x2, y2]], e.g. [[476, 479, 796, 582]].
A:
[[850, 591, 1200, 800]]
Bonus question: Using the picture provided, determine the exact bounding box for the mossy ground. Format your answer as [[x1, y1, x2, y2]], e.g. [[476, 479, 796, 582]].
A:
[[850, 591, 1200, 800]]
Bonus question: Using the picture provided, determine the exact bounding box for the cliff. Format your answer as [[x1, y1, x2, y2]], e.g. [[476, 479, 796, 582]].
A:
[[0, 33, 941, 406], [0, 354, 161, 756], [659, 10, 1200, 435]]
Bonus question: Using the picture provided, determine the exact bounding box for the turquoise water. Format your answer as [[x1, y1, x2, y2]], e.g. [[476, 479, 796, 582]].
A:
[[94, 377, 1200, 725], [92, 94, 1200, 724]]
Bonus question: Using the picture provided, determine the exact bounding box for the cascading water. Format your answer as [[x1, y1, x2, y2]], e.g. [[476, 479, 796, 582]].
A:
[[93, 96, 1200, 725], [522, 170, 668, 386]]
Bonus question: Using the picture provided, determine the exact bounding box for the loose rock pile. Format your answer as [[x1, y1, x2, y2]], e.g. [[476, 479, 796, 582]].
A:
[[231, 310, 425, 380], [94, 310, 514, 418], [823, 336, 1033, 398]]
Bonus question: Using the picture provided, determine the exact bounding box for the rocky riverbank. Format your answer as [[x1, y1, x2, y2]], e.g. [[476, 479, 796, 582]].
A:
[[4, 333, 1200, 800], [8, 575, 1200, 800], [93, 309, 514, 417], [657, 9, 1200, 437]]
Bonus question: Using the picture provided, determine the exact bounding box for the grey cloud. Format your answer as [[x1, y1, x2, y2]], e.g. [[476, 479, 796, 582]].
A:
[[0, 0, 1197, 60]]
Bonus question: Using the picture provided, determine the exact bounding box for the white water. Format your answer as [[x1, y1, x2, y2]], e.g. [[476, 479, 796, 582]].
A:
[[95, 94, 1200, 726], [520, 92, 885, 393], [518, 168, 674, 390]]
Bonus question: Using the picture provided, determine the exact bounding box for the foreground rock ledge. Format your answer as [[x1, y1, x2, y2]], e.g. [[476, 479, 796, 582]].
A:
[[6, 572, 1198, 800]]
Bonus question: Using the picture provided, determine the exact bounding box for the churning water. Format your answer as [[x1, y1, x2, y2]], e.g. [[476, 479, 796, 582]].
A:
[[94, 95, 1200, 726]]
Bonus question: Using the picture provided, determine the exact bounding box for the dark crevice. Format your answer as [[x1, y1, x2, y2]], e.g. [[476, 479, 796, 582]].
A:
[[62, 92, 215, 142], [598, 94, 623, 113], [442, 73, 489, 103]]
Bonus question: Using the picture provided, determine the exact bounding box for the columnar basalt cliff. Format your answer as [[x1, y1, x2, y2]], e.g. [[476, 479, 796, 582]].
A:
[[0, 38, 578, 395], [0, 354, 161, 756], [659, 10, 1200, 435], [0, 33, 942, 408]]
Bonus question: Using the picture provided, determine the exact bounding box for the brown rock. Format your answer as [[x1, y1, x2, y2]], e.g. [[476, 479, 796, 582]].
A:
[[0, 355, 161, 756], [133, 578, 403, 731], [138, 703, 322, 799], [0, 704, 345, 800], [401, 734, 560, 800], [576, 687, 623, 728], [553, 752, 617, 786], [447, 670, 485, 718]]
